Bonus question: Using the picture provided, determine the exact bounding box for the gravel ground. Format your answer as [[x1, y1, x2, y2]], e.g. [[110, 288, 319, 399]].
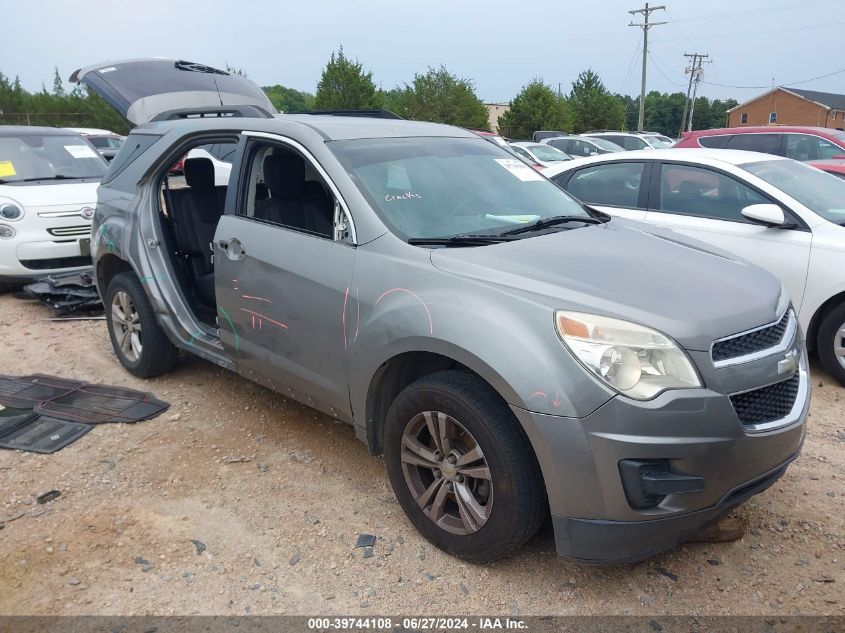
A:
[[0, 294, 842, 616]]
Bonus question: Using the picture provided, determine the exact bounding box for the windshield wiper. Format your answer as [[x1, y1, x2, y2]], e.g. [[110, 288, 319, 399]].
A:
[[407, 234, 517, 246], [499, 214, 604, 236]]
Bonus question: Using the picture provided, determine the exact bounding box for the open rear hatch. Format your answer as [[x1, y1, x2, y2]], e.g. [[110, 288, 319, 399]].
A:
[[70, 59, 276, 125]]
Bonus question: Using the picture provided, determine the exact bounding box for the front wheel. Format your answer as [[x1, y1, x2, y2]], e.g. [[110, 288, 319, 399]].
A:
[[105, 272, 178, 378], [384, 371, 547, 562], [817, 302, 845, 386]]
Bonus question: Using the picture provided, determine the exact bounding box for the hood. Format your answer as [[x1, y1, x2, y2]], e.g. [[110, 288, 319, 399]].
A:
[[0, 181, 99, 208], [430, 220, 784, 351]]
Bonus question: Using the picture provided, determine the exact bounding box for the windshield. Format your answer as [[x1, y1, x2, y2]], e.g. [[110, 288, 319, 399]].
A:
[[742, 159, 845, 224], [527, 145, 571, 161], [329, 137, 592, 240], [645, 136, 673, 149], [590, 138, 624, 152], [0, 134, 107, 182]]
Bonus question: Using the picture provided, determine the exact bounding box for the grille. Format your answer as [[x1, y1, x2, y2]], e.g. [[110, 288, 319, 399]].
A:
[[712, 311, 790, 362], [20, 256, 90, 270], [47, 225, 90, 237], [730, 374, 800, 425]]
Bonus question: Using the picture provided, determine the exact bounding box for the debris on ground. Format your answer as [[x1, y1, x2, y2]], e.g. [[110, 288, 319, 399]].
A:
[[655, 567, 678, 582], [191, 539, 206, 555], [23, 268, 102, 315], [689, 514, 748, 543], [36, 490, 61, 505], [355, 534, 376, 548]]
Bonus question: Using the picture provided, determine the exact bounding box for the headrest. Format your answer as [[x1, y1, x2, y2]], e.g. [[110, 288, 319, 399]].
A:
[[184, 157, 215, 193], [263, 154, 305, 197]]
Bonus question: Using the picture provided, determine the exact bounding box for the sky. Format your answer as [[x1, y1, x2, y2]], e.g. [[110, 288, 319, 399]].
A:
[[4, 0, 844, 104]]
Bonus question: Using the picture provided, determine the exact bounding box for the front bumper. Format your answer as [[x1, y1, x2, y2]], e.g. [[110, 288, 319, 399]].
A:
[[512, 345, 809, 564], [0, 210, 93, 282]]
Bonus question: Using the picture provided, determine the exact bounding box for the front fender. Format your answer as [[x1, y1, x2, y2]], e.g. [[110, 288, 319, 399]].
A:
[[346, 264, 615, 426]]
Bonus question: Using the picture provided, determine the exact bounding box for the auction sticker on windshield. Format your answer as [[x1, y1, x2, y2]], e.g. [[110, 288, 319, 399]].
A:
[[64, 145, 99, 159], [0, 161, 16, 178], [494, 158, 544, 182]]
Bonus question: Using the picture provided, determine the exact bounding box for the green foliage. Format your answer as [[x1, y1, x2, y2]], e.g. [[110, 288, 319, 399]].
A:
[[262, 84, 315, 113], [497, 79, 573, 140], [314, 46, 378, 110], [391, 66, 489, 128], [620, 90, 739, 137], [0, 70, 129, 133], [569, 69, 625, 133]]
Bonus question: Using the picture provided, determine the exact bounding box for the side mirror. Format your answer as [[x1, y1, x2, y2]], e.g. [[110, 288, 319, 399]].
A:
[[741, 203, 787, 227]]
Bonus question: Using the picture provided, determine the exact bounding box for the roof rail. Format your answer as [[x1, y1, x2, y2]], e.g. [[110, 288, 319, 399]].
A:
[[298, 109, 404, 120], [149, 105, 274, 121]]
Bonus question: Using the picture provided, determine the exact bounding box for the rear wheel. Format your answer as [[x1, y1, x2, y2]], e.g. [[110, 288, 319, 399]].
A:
[[817, 302, 845, 386], [384, 371, 546, 562], [105, 272, 178, 378]]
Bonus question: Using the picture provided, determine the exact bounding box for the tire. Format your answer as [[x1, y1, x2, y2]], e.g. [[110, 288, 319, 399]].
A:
[[817, 302, 845, 387], [384, 370, 547, 562], [105, 272, 178, 378], [0, 282, 19, 294]]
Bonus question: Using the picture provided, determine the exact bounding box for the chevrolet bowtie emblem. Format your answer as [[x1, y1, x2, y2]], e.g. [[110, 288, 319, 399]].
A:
[[778, 349, 799, 375]]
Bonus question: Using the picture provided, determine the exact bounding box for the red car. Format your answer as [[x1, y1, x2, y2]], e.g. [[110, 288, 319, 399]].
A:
[[675, 126, 845, 162], [810, 159, 845, 180]]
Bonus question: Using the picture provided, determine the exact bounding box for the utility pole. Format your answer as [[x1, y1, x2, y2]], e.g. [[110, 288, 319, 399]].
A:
[[686, 54, 709, 132], [680, 53, 700, 136], [629, 3, 666, 132]]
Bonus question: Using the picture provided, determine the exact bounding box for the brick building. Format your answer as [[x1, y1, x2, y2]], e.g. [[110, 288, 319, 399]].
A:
[[727, 88, 845, 129]]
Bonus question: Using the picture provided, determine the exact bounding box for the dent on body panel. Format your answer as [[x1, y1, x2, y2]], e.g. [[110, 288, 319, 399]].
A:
[[345, 250, 613, 419]]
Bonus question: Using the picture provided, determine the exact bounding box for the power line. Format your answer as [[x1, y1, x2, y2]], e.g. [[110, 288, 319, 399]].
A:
[[702, 67, 845, 89], [629, 3, 667, 132], [671, 0, 834, 24], [618, 31, 643, 94], [656, 20, 845, 42], [647, 51, 686, 87]]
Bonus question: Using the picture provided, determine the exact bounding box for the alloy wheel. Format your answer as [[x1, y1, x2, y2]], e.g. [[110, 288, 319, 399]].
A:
[[111, 290, 143, 362], [400, 411, 493, 535], [835, 320, 845, 371]]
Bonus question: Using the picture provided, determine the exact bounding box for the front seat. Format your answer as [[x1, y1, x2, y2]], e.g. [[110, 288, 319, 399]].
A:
[[255, 154, 307, 229], [175, 157, 222, 306]]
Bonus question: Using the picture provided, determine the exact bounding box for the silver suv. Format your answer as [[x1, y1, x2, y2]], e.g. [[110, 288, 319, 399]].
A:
[[76, 59, 809, 564]]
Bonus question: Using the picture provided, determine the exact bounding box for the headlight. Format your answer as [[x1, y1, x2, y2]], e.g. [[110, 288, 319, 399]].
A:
[[555, 310, 702, 400], [0, 201, 23, 221], [0, 224, 15, 239], [776, 285, 790, 318]]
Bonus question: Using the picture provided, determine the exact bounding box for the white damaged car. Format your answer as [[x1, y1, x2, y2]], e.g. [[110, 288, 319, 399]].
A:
[[0, 126, 107, 290]]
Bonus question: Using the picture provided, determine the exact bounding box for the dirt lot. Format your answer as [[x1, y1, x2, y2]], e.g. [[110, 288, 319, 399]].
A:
[[0, 293, 842, 617]]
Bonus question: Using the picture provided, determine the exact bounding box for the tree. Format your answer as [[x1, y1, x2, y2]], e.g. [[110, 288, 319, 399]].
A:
[[314, 47, 378, 110], [569, 69, 624, 133], [52, 67, 65, 97], [262, 84, 315, 113], [391, 66, 489, 128], [497, 79, 573, 140]]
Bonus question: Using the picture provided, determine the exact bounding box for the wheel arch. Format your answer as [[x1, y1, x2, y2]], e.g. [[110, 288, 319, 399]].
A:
[[806, 289, 845, 352], [95, 253, 135, 297], [361, 341, 527, 457]]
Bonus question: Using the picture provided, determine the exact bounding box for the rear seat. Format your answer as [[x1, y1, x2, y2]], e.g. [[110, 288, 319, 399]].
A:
[[169, 157, 224, 306]]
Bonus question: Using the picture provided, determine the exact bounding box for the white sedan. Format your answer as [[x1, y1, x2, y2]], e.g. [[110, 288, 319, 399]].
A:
[[543, 148, 845, 385], [508, 142, 573, 168]]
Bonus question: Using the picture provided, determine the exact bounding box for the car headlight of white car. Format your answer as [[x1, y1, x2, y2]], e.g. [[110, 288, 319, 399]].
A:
[[555, 310, 702, 400], [0, 198, 24, 222]]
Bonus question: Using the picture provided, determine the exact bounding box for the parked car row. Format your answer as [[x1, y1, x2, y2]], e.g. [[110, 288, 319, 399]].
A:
[[49, 58, 816, 567], [542, 148, 845, 385]]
